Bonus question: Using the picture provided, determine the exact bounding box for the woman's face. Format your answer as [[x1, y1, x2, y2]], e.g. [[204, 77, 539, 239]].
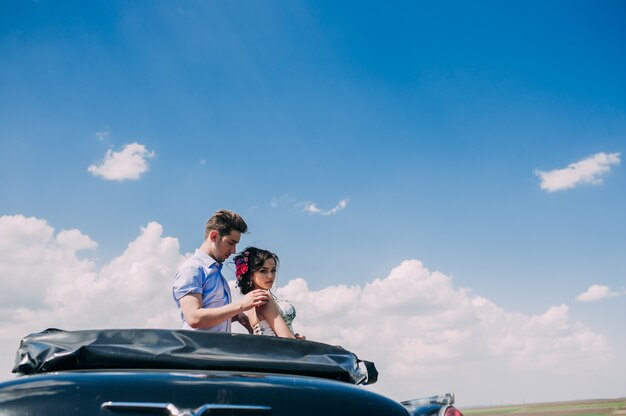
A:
[[251, 258, 277, 291]]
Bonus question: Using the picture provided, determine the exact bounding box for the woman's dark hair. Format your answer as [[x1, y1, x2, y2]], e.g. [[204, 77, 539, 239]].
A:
[[233, 246, 279, 294]]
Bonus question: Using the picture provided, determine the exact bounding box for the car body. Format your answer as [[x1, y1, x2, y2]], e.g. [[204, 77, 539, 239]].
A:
[[1, 328, 463, 416]]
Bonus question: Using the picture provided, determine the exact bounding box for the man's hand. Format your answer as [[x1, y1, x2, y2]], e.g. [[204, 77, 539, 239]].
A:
[[237, 289, 269, 311]]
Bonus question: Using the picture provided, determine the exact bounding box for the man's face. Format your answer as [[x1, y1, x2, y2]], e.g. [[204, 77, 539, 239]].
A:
[[212, 230, 241, 263]]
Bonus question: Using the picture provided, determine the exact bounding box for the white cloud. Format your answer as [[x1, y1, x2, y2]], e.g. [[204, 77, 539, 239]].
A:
[[0, 215, 98, 309], [322, 198, 349, 216], [270, 196, 348, 215], [301, 202, 322, 214], [95, 130, 110, 141], [0, 215, 183, 376], [535, 152, 620, 192], [299, 198, 349, 216], [576, 285, 622, 302], [270, 195, 289, 208], [88, 142, 156, 181]]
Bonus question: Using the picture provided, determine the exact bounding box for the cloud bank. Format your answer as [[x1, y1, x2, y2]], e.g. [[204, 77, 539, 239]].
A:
[[535, 152, 620, 192], [0, 214, 617, 405], [88, 143, 156, 181], [272, 262, 612, 402], [0, 214, 183, 377]]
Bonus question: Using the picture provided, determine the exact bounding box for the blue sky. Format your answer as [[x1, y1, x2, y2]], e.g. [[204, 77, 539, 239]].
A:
[[1, 0, 624, 406]]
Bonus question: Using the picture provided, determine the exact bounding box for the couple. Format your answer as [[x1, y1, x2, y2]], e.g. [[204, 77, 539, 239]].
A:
[[172, 209, 303, 339]]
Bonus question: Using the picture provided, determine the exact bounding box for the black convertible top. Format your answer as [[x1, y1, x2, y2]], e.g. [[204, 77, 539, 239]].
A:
[[12, 328, 377, 385]]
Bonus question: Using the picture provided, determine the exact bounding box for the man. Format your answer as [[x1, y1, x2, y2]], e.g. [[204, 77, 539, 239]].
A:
[[172, 209, 269, 331]]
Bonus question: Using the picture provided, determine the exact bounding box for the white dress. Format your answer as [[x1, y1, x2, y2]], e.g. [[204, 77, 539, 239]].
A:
[[253, 298, 296, 337]]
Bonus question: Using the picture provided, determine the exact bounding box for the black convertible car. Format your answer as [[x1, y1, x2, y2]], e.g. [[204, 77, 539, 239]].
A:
[[1, 328, 463, 416]]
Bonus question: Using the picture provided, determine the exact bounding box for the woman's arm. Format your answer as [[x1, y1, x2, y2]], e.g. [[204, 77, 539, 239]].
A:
[[259, 297, 295, 339]]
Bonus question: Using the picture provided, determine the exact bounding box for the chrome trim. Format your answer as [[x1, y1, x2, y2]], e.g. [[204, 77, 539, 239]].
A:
[[101, 402, 182, 415], [101, 401, 272, 415], [195, 404, 272, 414], [401, 392, 455, 407]]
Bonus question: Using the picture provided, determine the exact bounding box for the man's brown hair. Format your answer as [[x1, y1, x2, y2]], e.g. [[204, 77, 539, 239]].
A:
[[205, 209, 248, 239]]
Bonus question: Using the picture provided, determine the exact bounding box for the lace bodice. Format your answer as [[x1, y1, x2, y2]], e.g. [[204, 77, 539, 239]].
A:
[[252, 298, 296, 336], [275, 299, 296, 332], [253, 320, 276, 336]]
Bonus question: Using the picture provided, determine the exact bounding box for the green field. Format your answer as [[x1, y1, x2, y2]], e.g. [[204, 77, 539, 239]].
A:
[[460, 398, 626, 416]]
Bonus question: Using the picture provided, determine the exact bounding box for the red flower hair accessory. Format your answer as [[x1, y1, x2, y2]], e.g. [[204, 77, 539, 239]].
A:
[[235, 252, 249, 281]]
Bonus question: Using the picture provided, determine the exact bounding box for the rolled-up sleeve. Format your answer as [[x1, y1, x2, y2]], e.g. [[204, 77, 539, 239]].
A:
[[173, 265, 203, 301]]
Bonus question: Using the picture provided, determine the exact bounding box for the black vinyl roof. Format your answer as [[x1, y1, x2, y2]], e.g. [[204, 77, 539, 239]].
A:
[[12, 328, 376, 385]]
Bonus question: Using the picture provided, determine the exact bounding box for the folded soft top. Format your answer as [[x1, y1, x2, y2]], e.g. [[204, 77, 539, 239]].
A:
[[12, 328, 377, 385]]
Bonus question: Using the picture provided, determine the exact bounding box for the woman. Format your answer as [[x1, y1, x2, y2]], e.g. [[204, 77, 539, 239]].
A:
[[233, 247, 302, 339]]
